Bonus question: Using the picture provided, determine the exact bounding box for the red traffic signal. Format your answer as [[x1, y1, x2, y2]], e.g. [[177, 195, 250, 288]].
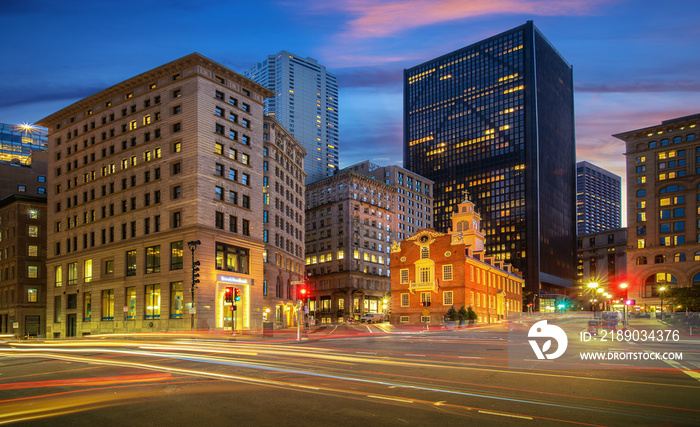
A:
[[625, 299, 635, 306], [224, 287, 233, 303], [528, 303, 534, 307]]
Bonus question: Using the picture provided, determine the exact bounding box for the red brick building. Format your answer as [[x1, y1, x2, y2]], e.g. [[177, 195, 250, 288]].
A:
[[390, 197, 523, 325]]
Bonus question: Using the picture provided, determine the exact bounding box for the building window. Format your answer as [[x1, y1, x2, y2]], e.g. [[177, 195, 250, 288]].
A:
[[442, 264, 453, 281], [55, 265, 63, 287], [28, 244, 38, 257], [401, 293, 410, 307], [443, 291, 453, 305], [68, 262, 77, 285], [84, 259, 92, 282], [126, 287, 136, 319], [145, 284, 161, 319], [145, 245, 160, 274], [171, 282, 183, 318], [28, 225, 39, 238], [83, 292, 91, 321], [101, 289, 114, 320], [242, 219, 250, 236], [171, 241, 183, 270], [215, 211, 224, 229], [126, 250, 137, 276], [420, 246, 429, 259], [420, 292, 431, 306], [28, 288, 38, 303], [215, 243, 249, 274], [400, 269, 409, 284]]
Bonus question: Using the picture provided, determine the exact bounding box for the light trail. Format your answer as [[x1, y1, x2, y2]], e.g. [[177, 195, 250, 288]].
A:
[[0, 348, 693, 425]]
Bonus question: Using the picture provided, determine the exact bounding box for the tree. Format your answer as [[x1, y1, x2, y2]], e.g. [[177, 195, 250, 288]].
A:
[[458, 306, 468, 321], [467, 306, 478, 324], [446, 306, 458, 321], [666, 285, 700, 312]]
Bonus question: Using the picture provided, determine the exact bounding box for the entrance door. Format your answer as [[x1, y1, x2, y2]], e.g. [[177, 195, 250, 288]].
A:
[[66, 314, 77, 337], [25, 315, 40, 337]]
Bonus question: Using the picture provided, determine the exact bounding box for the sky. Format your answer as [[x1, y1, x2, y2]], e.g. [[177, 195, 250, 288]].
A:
[[2, 0, 699, 224]]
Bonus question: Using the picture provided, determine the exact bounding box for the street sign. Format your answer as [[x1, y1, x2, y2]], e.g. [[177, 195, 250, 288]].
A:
[[291, 281, 305, 285], [123, 306, 128, 312], [421, 308, 429, 316]]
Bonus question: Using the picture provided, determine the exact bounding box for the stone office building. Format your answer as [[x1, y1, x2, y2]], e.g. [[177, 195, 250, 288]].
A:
[[37, 53, 273, 336]]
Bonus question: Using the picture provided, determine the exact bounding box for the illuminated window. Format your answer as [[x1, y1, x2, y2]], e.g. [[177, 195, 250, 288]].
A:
[[102, 289, 114, 320], [83, 292, 91, 320], [84, 259, 92, 282], [145, 284, 160, 319], [401, 293, 410, 307], [443, 291, 453, 305], [443, 264, 453, 281], [170, 282, 183, 318], [400, 269, 409, 284], [55, 265, 63, 287]]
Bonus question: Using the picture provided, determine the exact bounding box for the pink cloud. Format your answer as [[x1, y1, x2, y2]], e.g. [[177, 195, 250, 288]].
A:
[[333, 0, 608, 39]]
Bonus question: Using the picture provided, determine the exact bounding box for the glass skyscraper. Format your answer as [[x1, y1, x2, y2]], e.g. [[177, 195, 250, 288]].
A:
[[0, 123, 47, 166], [404, 21, 576, 305], [245, 51, 339, 184], [576, 161, 621, 235]]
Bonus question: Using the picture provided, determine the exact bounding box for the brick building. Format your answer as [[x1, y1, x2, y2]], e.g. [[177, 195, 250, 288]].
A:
[[390, 197, 523, 325]]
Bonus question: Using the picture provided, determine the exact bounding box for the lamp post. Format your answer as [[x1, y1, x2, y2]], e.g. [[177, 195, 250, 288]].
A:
[[587, 282, 599, 312], [659, 286, 667, 320], [188, 240, 201, 331]]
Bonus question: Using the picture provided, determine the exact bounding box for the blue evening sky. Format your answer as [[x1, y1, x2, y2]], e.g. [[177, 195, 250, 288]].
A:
[[1, 0, 699, 219]]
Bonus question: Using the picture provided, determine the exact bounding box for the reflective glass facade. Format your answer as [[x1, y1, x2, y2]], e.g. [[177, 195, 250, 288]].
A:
[[576, 161, 622, 235], [404, 21, 576, 302], [0, 123, 48, 165]]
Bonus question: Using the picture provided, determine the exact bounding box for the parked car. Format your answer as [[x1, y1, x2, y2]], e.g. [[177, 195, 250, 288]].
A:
[[359, 313, 387, 324]]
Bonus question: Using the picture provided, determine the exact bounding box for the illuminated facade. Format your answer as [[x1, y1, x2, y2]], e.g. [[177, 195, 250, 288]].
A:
[[0, 123, 48, 166], [341, 160, 434, 239], [576, 228, 627, 309], [614, 113, 700, 312], [390, 197, 523, 325], [404, 21, 576, 308], [245, 51, 339, 184], [261, 117, 306, 328], [38, 53, 271, 336], [305, 171, 398, 323], [576, 161, 621, 235]]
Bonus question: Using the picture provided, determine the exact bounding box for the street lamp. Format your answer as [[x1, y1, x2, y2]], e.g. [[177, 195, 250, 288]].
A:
[[188, 240, 201, 331], [659, 286, 667, 320]]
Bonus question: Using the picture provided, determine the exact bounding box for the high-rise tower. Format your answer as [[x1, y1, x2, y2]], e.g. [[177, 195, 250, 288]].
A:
[[404, 21, 576, 306], [576, 161, 622, 235], [245, 51, 339, 184]]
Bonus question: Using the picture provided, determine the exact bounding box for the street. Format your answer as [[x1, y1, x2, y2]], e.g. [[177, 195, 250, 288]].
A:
[[1, 315, 698, 426]]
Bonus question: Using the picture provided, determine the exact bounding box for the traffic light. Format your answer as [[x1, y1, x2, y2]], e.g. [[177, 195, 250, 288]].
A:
[[234, 288, 242, 302], [224, 287, 233, 303], [192, 260, 201, 284], [298, 286, 308, 301]]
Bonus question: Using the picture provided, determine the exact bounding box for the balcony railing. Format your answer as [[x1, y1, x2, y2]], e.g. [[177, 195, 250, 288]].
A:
[[409, 280, 437, 293]]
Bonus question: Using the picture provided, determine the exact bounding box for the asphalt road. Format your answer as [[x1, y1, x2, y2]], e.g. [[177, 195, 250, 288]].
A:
[[1, 314, 698, 426]]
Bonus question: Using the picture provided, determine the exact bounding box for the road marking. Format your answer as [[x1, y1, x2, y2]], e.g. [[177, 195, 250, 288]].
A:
[[478, 410, 533, 420], [405, 354, 426, 357], [367, 395, 414, 404], [660, 358, 700, 382]]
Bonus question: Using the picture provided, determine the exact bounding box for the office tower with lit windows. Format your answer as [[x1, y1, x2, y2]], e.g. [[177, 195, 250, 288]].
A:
[[245, 51, 339, 184], [341, 160, 434, 240], [614, 113, 700, 312], [0, 123, 48, 166], [38, 53, 274, 337], [0, 150, 48, 337], [576, 161, 622, 235], [404, 21, 576, 306]]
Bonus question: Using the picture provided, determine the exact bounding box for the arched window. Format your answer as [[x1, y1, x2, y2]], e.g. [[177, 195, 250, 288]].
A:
[[636, 189, 646, 197], [636, 142, 648, 151], [456, 220, 468, 232], [644, 273, 677, 297], [654, 255, 665, 264], [636, 256, 647, 265], [674, 253, 686, 262], [695, 251, 700, 261], [649, 141, 657, 148], [694, 272, 700, 285]]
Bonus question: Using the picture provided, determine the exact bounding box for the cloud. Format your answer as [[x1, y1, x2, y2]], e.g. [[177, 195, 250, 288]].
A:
[[576, 80, 700, 94], [332, 0, 607, 39], [336, 67, 404, 88]]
